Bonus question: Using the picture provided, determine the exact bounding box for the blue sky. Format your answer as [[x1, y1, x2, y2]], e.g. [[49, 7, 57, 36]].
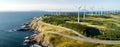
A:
[[0, 0, 119, 11]]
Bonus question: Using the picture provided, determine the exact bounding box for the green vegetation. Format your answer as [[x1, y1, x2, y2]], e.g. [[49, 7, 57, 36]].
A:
[[29, 17, 78, 36], [42, 13, 120, 40], [31, 15, 120, 47], [35, 31, 120, 47]]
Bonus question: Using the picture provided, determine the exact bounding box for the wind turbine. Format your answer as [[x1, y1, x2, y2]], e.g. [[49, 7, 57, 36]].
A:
[[94, 7, 99, 15], [98, 8, 101, 16], [56, 9, 59, 16], [77, 6, 82, 23], [116, 10, 118, 14], [83, 6, 86, 19], [114, 9, 118, 14], [95, 8, 98, 15], [106, 9, 109, 15], [55, 9, 61, 16], [112, 9, 115, 14], [100, 8, 103, 15], [58, 9, 61, 15], [74, 4, 83, 23], [90, 6, 94, 15]]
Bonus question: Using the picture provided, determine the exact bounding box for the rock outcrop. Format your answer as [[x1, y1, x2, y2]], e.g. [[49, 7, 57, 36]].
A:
[[24, 17, 53, 47]]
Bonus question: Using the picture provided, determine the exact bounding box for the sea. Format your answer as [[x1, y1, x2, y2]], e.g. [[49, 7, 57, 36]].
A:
[[0, 11, 55, 47]]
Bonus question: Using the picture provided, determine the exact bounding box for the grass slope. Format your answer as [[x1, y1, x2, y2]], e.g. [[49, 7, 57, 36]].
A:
[[42, 13, 120, 40]]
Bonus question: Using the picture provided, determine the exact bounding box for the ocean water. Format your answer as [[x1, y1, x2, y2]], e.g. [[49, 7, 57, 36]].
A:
[[0, 12, 52, 47]]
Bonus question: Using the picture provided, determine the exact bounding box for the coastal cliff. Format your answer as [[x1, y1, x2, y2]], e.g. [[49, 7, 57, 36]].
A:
[[26, 15, 120, 47], [28, 17, 53, 47], [27, 17, 85, 47]]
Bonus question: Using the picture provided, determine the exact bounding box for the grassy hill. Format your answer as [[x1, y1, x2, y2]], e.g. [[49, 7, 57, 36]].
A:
[[30, 14, 120, 47], [42, 13, 120, 40]]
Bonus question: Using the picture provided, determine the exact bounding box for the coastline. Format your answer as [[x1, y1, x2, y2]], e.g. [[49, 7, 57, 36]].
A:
[[23, 15, 120, 47]]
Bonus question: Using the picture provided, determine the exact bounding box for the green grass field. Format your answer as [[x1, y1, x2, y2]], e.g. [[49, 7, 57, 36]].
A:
[[42, 13, 120, 40], [31, 13, 120, 47]]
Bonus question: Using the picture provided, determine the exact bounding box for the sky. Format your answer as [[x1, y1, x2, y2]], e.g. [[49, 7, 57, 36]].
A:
[[0, 0, 119, 11]]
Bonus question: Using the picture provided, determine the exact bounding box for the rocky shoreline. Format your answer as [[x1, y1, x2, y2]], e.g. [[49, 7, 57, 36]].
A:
[[17, 22, 34, 31], [19, 23, 41, 47], [20, 17, 51, 47]]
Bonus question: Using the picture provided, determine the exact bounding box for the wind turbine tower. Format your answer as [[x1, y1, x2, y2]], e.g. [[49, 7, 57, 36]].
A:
[[56, 10, 59, 16], [90, 6, 94, 15], [59, 9, 61, 15], [77, 6, 82, 23], [98, 8, 101, 16], [100, 8, 103, 15], [83, 6, 86, 19]]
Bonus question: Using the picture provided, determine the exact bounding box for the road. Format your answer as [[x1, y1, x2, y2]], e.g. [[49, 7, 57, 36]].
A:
[[45, 31, 120, 44]]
